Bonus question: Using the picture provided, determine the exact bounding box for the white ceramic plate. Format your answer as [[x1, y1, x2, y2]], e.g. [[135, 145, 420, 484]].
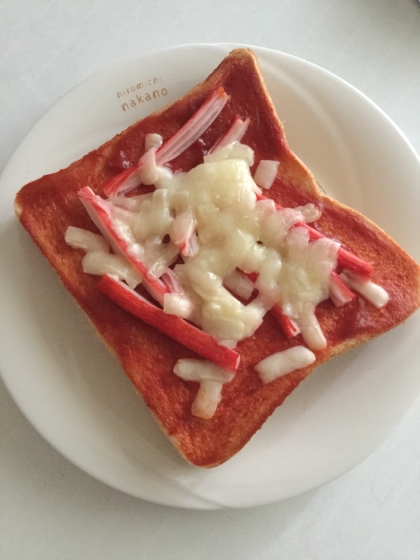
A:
[[1, 44, 420, 510]]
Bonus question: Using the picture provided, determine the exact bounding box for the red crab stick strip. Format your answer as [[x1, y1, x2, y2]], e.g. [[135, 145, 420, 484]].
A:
[[329, 271, 356, 306], [156, 87, 229, 164], [102, 87, 229, 197], [101, 165, 144, 198], [270, 304, 300, 338], [102, 141, 161, 197], [98, 274, 240, 372], [209, 116, 250, 153], [306, 227, 372, 279], [256, 194, 373, 279], [270, 304, 301, 338], [78, 187, 168, 304]]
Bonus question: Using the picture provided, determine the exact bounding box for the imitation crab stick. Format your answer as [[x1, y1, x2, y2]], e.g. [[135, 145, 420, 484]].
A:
[[78, 186, 169, 304], [98, 274, 240, 372], [156, 86, 229, 164], [270, 304, 301, 338], [102, 87, 229, 197], [209, 116, 250, 153], [329, 271, 357, 307]]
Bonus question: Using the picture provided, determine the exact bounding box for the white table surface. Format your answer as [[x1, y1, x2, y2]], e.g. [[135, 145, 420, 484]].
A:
[[1, 0, 420, 558]]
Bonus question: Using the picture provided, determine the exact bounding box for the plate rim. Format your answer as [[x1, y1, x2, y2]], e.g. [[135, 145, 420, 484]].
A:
[[1, 42, 420, 509]]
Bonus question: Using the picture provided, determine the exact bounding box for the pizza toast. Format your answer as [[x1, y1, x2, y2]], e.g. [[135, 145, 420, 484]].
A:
[[14, 49, 420, 467]]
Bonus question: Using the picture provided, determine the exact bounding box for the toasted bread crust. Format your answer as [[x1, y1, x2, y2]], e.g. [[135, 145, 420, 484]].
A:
[[15, 49, 420, 467]]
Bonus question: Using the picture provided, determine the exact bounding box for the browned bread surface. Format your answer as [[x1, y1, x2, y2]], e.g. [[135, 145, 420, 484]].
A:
[[15, 48, 420, 467]]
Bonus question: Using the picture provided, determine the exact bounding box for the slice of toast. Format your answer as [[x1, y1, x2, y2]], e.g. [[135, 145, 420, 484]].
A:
[[14, 48, 420, 467]]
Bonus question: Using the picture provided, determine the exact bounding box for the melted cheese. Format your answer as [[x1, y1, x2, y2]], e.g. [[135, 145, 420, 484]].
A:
[[133, 145, 335, 345], [69, 143, 363, 349], [79, 143, 340, 347]]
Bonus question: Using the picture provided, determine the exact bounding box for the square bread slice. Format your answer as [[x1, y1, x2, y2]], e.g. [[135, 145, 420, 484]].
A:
[[14, 49, 420, 467]]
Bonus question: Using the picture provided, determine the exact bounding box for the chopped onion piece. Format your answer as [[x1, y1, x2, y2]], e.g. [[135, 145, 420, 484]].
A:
[[191, 381, 223, 419], [340, 272, 389, 308], [201, 307, 246, 342], [204, 141, 254, 167], [145, 133, 163, 151], [188, 267, 223, 295], [223, 269, 255, 300], [134, 189, 173, 242], [171, 211, 197, 255], [143, 236, 179, 279], [172, 190, 191, 213], [255, 247, 282, 302], [253, 160, 279, 190], [241, 302, 267, 337], [111, 205, 138, 233], [137, 147, 159, 185], [255, 197, 277, 222], [218, 339, 238, 349], [133, 199, 152, 241], [174, 358, 235, 383], [260, 208, 308, 246], [256, 346, 316, 384], [82, 251, 142, 289], [296, 304, 327, 350], [125, 242, 145, 261], [296, 203, 322, 224], [163, 292, 194, 319], [173, 358, 235, 417], [65, 226, 110, 253]]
